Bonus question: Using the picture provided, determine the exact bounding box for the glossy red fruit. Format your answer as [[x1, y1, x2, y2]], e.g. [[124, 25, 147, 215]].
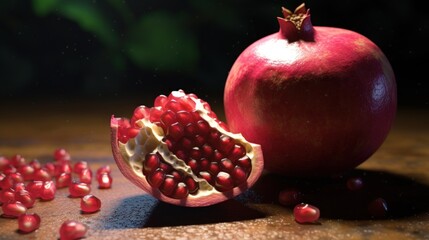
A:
[[80, 194, 101, 213], [79, 168, 92, 184], [40, 180, 56, 201], [59, 220, 88, 240], [224, 3, 396, 177], [278, 188, 303, 207], [69, 182, 91, 198], [15, 190, 35, 208], [73, 161, 88, 174], [54, 148, 71, 162], [96, 165, 111, 177], [18, 213, 41, 233], [111, 90, 264, 207], [97, 172, 112, 189], [1, 201, 27, 218], [26, 181, 43, 199], [368, 197, 388, 218], [293, 203, 320, 224]]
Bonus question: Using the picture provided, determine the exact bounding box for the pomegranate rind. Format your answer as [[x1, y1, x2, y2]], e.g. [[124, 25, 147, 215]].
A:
[[111, 115, 264, 207]]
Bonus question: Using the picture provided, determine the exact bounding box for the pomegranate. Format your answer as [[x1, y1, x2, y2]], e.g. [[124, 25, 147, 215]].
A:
[[110, 90, 264, 207], [224, 3, 397, 176]]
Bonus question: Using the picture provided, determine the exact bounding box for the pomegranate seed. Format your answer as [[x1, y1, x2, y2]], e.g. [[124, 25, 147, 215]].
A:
[[15, 190, 35, 208], [80, 194, 101, 213], [218, 135, 235, 155], [143, 154, 160, 175], [29, 159, 42, 170], [230, 144, 246, 161], [220, 159, 234, 172], [167, 122, 184, 141], [176, 111, 193, 125], [149, 106, 163, 123], [10, 154, 26, 168], [18, 213, 41, 233], [17, 165, 35, 181], [160, 176, 177, 196], [184, 177, 198, 194], [96, 165, 111, 177], [147, 169, 165, 189], [97, 173, 113, 189], [13, 182, 26, 191], [0, 156, 10, 171], [2, 165, 17, 175], [293, 203, 320, 224], [59, 220, 88, 240], [172, 182, 189, 199], [368, 197, 388, 218], [231, 166, 247, 185], [0, 188, 16, 203], [44, 162, 56, 176], [79, 168, 93, 184], [26, 181, 43, 199], [160, 110, 177, 128], [278, 189, 303, 207], [33, 168, 52, 181], [54, 148, 71, 162], [154, 95, 168, 108], [69, 182, 91, 197], [56, 172, 72, 188], [73, 161, 88, 174], [346, 177, 364, 191], [215, 172, 234, 191], [55, 162, 72, 177], [1, 201, 27, 218], [40, 180, 56, 201], [184, 123, 198, 137]]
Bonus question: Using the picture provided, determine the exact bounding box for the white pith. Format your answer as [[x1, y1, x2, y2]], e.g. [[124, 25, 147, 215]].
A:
[[118, 91, 258, 198]]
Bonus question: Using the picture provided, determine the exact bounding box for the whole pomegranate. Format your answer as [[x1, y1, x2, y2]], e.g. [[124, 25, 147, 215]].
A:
[[111, 90, 263, 207], [224, 3, 396, 176]]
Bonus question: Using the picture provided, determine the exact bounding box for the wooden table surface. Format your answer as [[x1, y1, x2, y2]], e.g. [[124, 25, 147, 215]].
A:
[[1, 98, 428, 240]]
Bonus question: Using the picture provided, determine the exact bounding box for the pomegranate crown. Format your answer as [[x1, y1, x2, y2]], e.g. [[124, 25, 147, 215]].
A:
[[277, 3, 314, 42]]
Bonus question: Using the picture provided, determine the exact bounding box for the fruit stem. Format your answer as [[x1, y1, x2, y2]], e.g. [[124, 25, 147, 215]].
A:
[[277, 3, 314, 42]]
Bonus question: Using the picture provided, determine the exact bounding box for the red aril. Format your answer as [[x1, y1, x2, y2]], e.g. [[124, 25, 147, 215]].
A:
[[368, 197, 388, 218], [278, 188, 303, 207], [293, 203, 320, 224], [29, 159, 42, 171], [69, 182, 91, 198], [0, 188, 16, 203], [15, 190, 35, 208], [79, 168, 92, 184], [26, 181, 43, 199], [96, 165, 111, 177], [59, 220, 88, 240], [17, 165, 35, 181], [10, 154, 26, 168], [18, 213, 41, 233], [40, 180, 56, 201], [0, 156, 10, 172], [111, 90, 264, 207], [54, 148, 71, 162], [73, 161, 88, 174], [1, 201, 27, 218], [56, 172, 72, 188], [33, 168, 52, 181], [97, 172, 112, 189], [224, 3, 396, 177], [80, 194, 101, 213]]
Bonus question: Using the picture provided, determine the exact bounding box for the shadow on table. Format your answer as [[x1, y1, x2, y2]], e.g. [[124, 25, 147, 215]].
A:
[[251, 169, 429, 220], [102, 194, 265, 229]]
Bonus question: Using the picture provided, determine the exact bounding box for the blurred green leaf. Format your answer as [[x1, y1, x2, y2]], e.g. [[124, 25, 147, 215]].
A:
[[33, 0, 58, 16], [57, 1, 117, 47], [126, 12, 199, 73]]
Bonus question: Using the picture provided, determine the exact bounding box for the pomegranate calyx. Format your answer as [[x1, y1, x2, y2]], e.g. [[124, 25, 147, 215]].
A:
[[277, 3, 314, 42]]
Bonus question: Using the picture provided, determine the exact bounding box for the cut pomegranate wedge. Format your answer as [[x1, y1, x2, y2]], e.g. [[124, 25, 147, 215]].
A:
[[111, 90, 264, 207]]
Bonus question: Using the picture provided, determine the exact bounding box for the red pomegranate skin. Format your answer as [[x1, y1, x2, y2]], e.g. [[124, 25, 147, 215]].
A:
[[224, 4, 397, 176]]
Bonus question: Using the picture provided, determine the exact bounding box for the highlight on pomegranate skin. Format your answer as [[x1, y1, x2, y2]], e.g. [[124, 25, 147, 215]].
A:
[[111, 90, 264, 207]]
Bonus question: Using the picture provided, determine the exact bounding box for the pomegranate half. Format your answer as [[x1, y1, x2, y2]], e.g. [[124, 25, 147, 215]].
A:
[[111, 90, 263, 207], [224, 3, 397, 176]]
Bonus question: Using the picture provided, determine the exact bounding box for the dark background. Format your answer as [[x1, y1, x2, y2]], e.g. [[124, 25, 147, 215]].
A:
[[1, 0, 428, 107]]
